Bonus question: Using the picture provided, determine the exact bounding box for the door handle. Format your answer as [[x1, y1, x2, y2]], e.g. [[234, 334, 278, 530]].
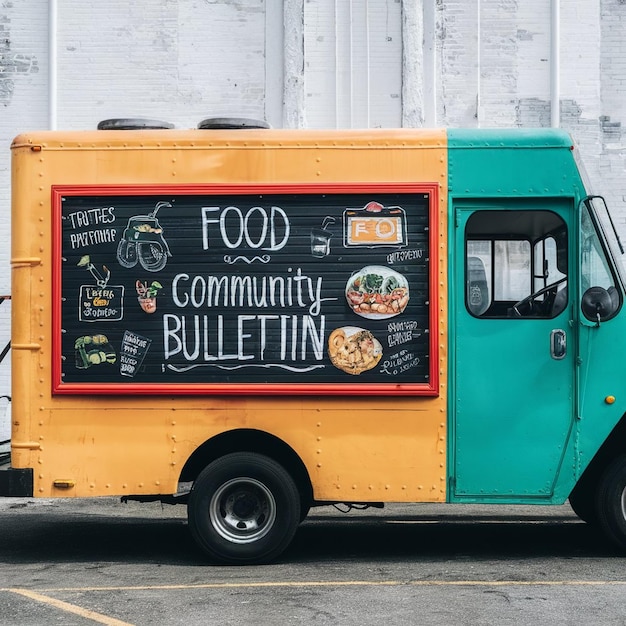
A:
[[550, 329, 567, 360]]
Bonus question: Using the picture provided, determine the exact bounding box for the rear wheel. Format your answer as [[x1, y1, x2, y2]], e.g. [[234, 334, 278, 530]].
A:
[[596, 455, 626, 550], [188, 452, 301, 564]]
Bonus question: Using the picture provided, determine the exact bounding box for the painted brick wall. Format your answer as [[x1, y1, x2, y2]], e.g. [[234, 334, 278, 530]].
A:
[[0, 0, 48, 297], [0, 0, 49, 403], [600, 0, 626, 241], [437, 0, 480, 126], [303, 0, 403, 128], [0, 0, 270, 402], [56, 1, 267, 130], [2, 0, 626, 410]]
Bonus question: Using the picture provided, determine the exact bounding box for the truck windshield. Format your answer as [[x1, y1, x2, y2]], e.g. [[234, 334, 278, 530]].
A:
[[584, 196, 626, 291]]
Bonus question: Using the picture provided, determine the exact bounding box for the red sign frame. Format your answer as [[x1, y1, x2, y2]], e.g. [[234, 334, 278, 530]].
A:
[[52, 183, 440, 396]]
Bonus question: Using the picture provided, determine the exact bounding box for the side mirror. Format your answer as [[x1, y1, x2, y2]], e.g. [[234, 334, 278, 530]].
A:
[[581, 286, 617, 324]]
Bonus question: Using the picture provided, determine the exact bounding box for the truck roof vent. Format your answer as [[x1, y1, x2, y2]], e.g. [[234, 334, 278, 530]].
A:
[[197, 117, 271, 130], [97, 118, 175, 130]]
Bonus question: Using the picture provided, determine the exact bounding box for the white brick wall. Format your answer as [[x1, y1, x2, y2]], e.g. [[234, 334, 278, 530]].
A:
[[0, 0, 48, 295], [437, 0, 480, 126], [303, 0, 403, 128], [599, 0, 626, 239], [56, 1, 267, 130], [2, 0, 626, 417], [0, 0, 49, 403], [0, 0, 270, 404]]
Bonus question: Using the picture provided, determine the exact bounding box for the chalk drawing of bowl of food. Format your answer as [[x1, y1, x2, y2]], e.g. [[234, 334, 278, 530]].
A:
[[116, 201, 172, 272], [327, 326, 383, 375], [345, 266, 409, 319]]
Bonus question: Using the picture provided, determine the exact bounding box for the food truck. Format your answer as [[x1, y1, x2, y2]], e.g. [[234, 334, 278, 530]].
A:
[[2, 123, 626, 564]]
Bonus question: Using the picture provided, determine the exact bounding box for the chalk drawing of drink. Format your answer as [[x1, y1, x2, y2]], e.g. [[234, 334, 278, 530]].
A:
[[310, 216, 336, 258], [119, 330, 152, 378], [117, 201, 172, 272]]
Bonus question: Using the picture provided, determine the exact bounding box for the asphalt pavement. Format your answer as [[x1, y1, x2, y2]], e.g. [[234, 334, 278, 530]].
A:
[[0, 498, 624, 625]]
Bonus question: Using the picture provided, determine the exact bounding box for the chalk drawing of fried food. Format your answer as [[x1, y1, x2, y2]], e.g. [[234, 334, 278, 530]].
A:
[[328, 326, 382, 375], [74, 334, 117, 369]]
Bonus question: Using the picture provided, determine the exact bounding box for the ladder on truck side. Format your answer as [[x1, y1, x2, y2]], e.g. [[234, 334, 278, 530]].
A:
[[0, 295, 11, 464]]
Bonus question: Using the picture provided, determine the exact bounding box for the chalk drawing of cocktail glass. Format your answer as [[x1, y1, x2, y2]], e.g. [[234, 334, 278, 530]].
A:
[[310, 216, 336, 258], [77, 255, 110, 288]]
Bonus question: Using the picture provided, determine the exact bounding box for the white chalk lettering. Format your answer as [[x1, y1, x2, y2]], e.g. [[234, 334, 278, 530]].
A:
[[70, 228, 117, 249], [163, 314, 326, 363], [171, 268, 332, 316], [67, 207, 115, 229], [386, 249, 424, 264], [201, 205, 290, 251]]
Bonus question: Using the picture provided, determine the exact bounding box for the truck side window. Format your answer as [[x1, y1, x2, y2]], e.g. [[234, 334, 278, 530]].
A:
[[465, 210, 568, 318]]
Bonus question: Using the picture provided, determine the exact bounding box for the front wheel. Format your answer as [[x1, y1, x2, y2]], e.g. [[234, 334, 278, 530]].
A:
[[596, 455, 626, 550], [569, 477, 598, 525], [188, 452, 301, 564]]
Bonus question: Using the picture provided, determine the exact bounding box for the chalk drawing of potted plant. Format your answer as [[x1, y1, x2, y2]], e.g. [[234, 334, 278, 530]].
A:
[[135, 280, 163, 314]]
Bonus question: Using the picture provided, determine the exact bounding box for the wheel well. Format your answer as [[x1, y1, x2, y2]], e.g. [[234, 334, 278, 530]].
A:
[[571, 413, 626, 497], [179, 429, 314, 507]]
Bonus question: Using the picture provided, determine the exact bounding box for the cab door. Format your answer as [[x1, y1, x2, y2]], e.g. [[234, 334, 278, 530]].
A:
[[452, 203, 575, 499]]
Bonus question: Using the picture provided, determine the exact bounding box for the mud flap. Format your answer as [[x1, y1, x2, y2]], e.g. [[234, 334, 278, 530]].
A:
[[0, 467, 33, 497]]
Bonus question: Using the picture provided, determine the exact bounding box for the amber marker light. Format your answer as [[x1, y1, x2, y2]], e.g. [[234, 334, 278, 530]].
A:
[[52, 479, 75, 489], [605, 395, 616, 405]]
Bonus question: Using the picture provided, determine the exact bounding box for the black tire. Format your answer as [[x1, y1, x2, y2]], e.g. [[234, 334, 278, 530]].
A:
[[188, 453, 301, 564], [596, 455, 626, 550], [299, 503, 311, 523], [569, 483, 598, 525]]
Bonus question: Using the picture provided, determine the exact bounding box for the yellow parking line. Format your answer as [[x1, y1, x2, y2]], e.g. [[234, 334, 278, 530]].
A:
[[8, 588, 134, 626], [7, 579, 626, 593], [4, 580, 625, 623]]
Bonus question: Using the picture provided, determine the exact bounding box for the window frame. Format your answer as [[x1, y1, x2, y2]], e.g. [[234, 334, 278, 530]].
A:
[[464, 209, 569, 320], [579, 198, 623, 324]]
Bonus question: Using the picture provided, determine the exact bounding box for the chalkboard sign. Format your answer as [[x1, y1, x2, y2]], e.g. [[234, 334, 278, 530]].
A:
[[52, 184, 438, 395]]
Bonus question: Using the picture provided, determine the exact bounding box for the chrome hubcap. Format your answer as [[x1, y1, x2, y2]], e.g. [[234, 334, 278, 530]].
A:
[[209, 478, 276, 544]]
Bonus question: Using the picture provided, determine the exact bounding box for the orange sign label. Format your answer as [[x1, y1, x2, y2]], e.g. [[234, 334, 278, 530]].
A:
[[344, 206, 407, 247]]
